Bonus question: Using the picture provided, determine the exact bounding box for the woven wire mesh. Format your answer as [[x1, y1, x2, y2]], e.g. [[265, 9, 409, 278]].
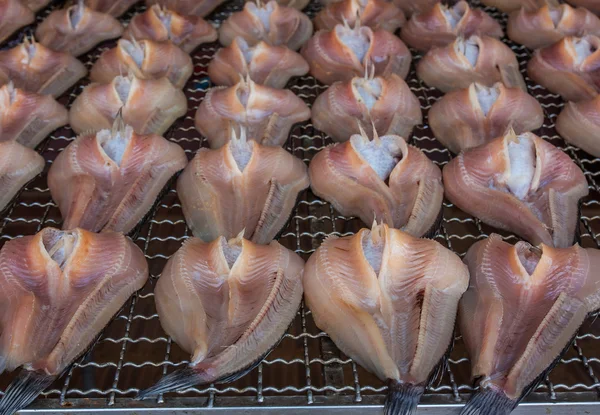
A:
[[1, 0, 600, 411]]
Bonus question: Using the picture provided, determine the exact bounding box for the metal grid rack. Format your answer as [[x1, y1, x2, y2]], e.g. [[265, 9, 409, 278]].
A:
[[1, 0, 600, 413]]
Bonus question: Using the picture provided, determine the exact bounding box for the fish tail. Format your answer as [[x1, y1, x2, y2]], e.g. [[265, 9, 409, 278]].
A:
[[460, 388, 516, 415], [136, 367, 202, 400], [0, 370, 55, 415], [384, 381, 424, 415]]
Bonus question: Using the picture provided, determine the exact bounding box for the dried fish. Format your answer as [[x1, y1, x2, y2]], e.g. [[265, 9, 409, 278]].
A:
[[314, 0, 406, 32], [0, 0, 35, 44], [556, 95, 600, 157], [145, 0, 227, 17], [85, 0, 140, 17], [0, 141, 44, 212]]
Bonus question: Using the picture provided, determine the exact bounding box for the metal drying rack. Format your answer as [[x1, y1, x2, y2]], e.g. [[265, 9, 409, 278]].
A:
[[1, 0, 600, 413]]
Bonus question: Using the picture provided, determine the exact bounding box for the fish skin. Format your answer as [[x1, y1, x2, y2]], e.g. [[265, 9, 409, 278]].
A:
[[556, 94, 600, 157], [145, 0, 227, 17], [22, 0, 52, 13], [508, 2, 600, 50], [417, 35, 526, 93], [90, 39, 193, 89], [401, 1, 503, 52], [301, 23, 411, 85], [48, 124, 188, 234], [314, 0, 406, 33], [84, 0, 140, 17], [309, 133, 443, 237], [69, 74, 187, 136], [304, 224, 469, 414], [311, 73, 421, 142], [35, 1, 124, 57], [208, 37, 309, 88], [443, 130, 589, 248], [0, 227, 148, 413], [195, 76, 311, 148], [0, 82, 69, 148], [138, 234, 304, 398], [459, 234, 600, 414], [480, 0, 545, 12], [219, 0, 313, 51], [527, 35, 600, 102], [429, 82, 544, 154], [0, 0, 35, 44], [177, 130, 309, 244], [0, 37, 87, 98], [0, 141, 44, 212], [123, 5, 218, 54]]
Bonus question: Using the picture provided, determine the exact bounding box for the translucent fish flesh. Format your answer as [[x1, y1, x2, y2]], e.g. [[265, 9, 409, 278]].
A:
[[443, 130, 589, 248], [219, 0, 313, 51], [417, 35, 526, 93], [123, 4, 218, 53], [311, 72, 422, 142], [90, 38, 193, 89], [0, 0, 35, 44], [459, 234, 600, 415], [401, 1, 503, 52], [137, 233, 304, 398], [304, 223, 469, 415], [527, 34, 600, 101], [35, 0, 124, 57], [177, 129, 310, 244], [0, 141, 44, 212], [314, 0, 406, 32], [195, 76, 310, 148], [0, 37, 87, 98], [556, 94, 600, 157], [429, 82, 543, 154], [145, 0, 227, 17], [0, 227, 148, 415], [48, 121, 188, 233], [309, 131, 443, 237], [85, 0, 140, 17], [301, 22, 411, 85], [69, 74, 187, 136], [208, 36, 309, 88], [508, 2, 600, 50], [0, 82, 69, 148]]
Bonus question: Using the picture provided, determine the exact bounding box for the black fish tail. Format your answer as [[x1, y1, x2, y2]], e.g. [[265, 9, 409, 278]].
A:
[[384, 381, 424, 415], [0, 370, 55, 415], [460, 388, 516, 415], [136, 367, 202, 400]]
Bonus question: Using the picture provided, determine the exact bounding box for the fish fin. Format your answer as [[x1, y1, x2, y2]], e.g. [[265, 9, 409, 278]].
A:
[[384, 381, 424, 415], [142, 107, 168, 135], [498, 63, 527, 93], [136, 366, 202, 400], [459, 388, 515, 415], [422, 204, 443, 240], [261, 112, 283, 147], [0, 370, 55, 415], [249, 179, 288, 244]]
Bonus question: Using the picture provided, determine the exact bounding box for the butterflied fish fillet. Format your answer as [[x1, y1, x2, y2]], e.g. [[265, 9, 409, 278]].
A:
[[314, 0, 406, 32], [391, 0, 439, 17], [304, 223, 469, 415], [311, 72, 421, 142], [401, 1, 503, 52], [195, 76, 310, 149], [90, 38, 193, 89], [69, 74, 187, 136], [145, 0, 227, 17], [508, 2, 600, 50], [219, 0, 313, 51], [480, 0, 545, 12], [0, 227, 148, 415], [443, 130, 589, 248], [0, 141, 44, 212], [310, 131, 442, 237], [23, 0, 52, 13], [208, 36, 309, 88], [137, 233, 304, 399], [556, 95, 600, 157], [0, 0, 34, 44], [417, 35, 526, 93], [47, 120, 188, 233], [567, 0, 600, 15], [85, 0, 139, 17], [123, 5, 218, 54], [301, 21, 411, 85], [177, 129, 310, 244], [35, 0, 124, 57], [429, 82, 543, 154], [528, 35, 600, 102], [0, 37, 87, 98], [0, 82, 69, 148], [459, 234, 600, 415]]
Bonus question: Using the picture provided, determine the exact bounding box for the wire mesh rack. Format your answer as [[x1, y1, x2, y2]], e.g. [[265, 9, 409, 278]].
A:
[[1, 0, 600, 413]]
